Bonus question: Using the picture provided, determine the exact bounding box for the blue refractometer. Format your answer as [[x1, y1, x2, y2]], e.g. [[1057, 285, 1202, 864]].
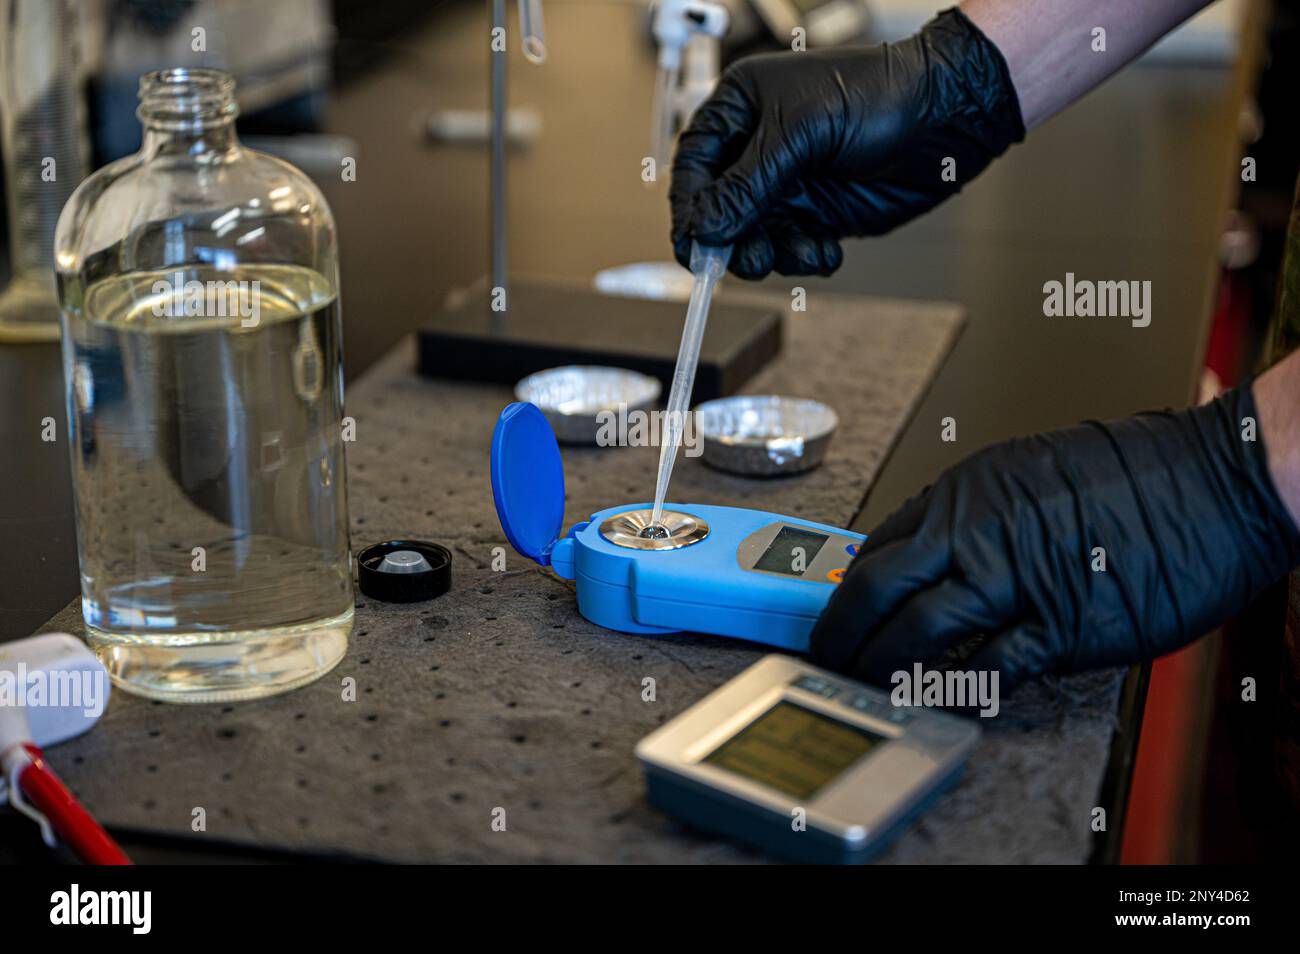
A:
[[490, 402, 864, 651]]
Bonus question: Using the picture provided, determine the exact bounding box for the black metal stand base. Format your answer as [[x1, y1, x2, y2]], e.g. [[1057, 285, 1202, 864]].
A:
[[417, 276, 783, 402]]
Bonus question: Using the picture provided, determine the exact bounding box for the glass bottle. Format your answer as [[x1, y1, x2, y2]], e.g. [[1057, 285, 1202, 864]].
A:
[[54, 69, 353, 703]]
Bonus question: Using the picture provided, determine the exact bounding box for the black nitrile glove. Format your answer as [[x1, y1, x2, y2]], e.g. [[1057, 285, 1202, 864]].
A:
[[670, 7, 1025, 279], [810, 385, 1300, 693]]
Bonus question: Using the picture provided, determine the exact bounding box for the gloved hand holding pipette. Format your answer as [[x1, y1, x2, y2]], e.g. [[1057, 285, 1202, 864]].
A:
[[667, 8, 1023, 279]]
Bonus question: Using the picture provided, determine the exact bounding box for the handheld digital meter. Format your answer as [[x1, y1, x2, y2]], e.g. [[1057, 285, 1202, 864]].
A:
[[637, 655, 980, 863], [490, 402, 865, 650]]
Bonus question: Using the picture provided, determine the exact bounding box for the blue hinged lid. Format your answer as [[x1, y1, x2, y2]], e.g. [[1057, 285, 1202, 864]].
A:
[[490, 402, 566, 566]]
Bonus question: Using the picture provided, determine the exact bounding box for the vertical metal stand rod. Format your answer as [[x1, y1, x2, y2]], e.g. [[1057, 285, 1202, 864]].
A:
[[490, 0, 508, 311]]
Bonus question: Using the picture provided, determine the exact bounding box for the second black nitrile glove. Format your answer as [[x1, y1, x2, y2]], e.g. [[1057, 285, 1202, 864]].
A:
[[670, 7, 1025, 279], [809, 384, 1300, 692]]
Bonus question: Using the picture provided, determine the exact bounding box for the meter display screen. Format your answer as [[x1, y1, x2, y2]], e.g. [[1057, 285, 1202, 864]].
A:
[[753, 526, 828, 576], [703, 701, 882, 798]]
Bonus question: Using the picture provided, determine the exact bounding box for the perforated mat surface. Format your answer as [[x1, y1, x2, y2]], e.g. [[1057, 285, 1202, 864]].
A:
[[37, 293, 1126, 863]]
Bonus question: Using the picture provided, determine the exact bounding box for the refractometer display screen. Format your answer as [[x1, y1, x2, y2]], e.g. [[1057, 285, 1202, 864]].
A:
[[753, 526, 828, 576]]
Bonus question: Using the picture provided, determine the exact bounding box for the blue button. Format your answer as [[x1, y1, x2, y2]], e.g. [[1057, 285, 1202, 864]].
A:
[[845, 542, 860, 557]]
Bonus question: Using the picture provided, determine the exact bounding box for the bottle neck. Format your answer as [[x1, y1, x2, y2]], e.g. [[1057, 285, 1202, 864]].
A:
[[137, 69, 241, 161], [140, 119, 239, 159]]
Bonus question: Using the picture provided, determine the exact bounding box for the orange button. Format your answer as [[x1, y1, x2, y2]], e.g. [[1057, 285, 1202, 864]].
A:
[[827, 567, 846, 584]]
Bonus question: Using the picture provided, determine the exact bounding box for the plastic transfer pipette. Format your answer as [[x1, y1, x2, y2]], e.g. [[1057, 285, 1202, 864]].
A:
[[648, 242, 732, 532]]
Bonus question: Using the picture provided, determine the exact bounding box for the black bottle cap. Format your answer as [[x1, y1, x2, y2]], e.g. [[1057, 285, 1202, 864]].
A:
[[357, 540, 452, 603]]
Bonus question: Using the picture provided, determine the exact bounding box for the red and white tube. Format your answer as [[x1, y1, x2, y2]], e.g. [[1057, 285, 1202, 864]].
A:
[[1, 632, 129, 864], [2, 742, 130, 865]]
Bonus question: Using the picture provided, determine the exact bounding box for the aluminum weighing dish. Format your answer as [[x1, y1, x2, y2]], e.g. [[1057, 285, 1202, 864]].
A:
[[514, 365, 661, 444], [695, 395, 838, 476]]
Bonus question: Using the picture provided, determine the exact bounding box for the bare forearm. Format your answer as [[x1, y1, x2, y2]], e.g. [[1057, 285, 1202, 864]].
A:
[[1256, 350, 1300, 529], [962, 0, 1213, 129]]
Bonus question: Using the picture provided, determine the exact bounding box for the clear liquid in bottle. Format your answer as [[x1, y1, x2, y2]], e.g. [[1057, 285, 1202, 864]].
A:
[[62, 263, 353, 702]]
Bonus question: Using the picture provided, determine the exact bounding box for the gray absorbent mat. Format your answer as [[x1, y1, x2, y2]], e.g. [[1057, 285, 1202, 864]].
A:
[[39, 292, 1125, 863]]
